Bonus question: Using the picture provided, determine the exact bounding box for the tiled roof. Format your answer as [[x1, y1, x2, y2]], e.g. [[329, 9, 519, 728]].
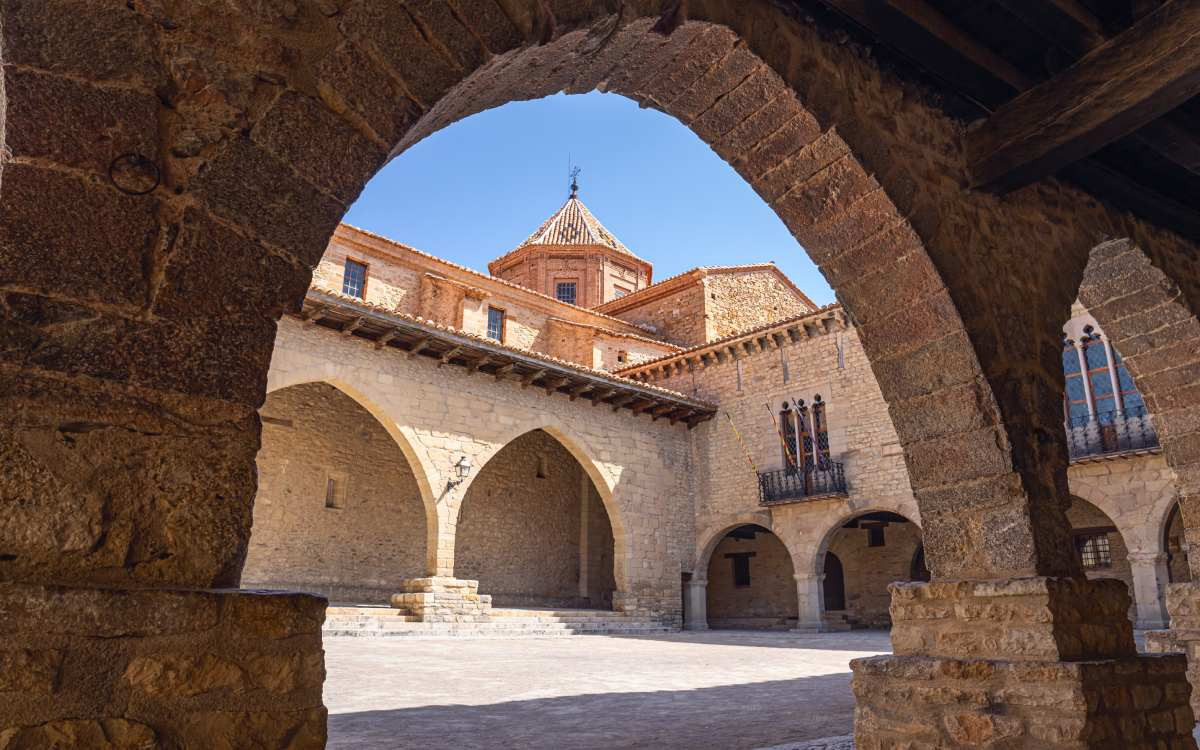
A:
[[497, 196, 645, 263]]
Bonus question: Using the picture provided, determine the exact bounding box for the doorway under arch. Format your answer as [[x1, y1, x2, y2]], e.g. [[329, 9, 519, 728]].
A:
[[454, 429, 616, 609], [242, 381, 430, 603], [705, 524, 799, 630]]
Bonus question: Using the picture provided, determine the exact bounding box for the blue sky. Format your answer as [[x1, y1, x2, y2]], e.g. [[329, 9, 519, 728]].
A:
[[345, 91, 835, 305]]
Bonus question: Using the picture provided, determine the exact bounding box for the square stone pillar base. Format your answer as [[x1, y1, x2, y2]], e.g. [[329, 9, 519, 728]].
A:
[[1145, 581, 1200, 720], [390, 576, 492, 622], [851, 577, 1197, 748], [0, 582, 327, 747]]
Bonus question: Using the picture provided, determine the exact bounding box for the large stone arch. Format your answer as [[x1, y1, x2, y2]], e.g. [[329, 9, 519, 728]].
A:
[[451, 424, 631, 599], [262, 375, 442, 577], [8, 1, 1200, 744], [1078, 239, 1200, 575]]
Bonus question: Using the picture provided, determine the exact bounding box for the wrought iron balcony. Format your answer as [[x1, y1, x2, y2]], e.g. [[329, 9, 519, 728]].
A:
[[758, 461, 847, 505], [1065, 405, 1159, 461]]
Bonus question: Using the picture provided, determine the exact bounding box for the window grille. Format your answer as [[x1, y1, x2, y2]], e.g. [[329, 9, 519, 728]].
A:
[[555, 281, 577, 305], [1075, 532, 1112, 569], [342, 259, 367, 299]]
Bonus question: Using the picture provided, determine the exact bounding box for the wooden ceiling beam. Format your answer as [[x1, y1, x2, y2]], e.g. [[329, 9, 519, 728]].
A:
[[969, 0, 1200, 192], [492, 362, 517, 381], [406, 337, 430, 358], [817, 0, 1025, 109], [374, 330, 398, 349]]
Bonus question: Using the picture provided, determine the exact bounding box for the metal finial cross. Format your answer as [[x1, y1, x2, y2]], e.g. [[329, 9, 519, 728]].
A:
[[569, 166, 581, 198]]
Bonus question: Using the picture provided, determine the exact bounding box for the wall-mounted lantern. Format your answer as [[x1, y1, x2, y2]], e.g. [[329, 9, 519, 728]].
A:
[[447, 455, 473, 491]]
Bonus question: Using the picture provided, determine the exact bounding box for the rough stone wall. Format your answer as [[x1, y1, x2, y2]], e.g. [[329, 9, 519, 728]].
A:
[[243, 383, 427, 603], [268, 317, 694, 623], [826, 520, 922, 628], [586, 481, 617, 608], [703, 269, 813, 340], [609, 282, 708, 347], [543, 318, 596, 367], [455, 429, 615, 607], [706, 529, 798, 628]]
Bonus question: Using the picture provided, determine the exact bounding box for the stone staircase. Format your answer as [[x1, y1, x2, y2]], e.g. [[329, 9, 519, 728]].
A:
[[323, 605, 675, 638]]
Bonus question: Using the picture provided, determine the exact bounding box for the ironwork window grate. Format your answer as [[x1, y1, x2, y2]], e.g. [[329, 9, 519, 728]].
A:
[[1076, 533, 1112, 569], [556, 281, 577, 305]]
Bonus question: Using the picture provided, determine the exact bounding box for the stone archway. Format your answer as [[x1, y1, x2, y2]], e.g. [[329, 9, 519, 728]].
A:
[[7, 2, 1200, 745], [699, 523, 800, 631], [453, 428, 617, 610], [815, 510, 923, 629], [243, 381, 430, 604]]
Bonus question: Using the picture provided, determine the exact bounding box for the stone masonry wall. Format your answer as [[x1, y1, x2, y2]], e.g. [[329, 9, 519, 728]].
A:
[[827, 519, 922, 628], [706, 529, 798, 628], [704, 269, 813, 341], [672, 326, 918, 583], [268, 316, 694, 624], [456, 429, 615, 608], [243, 383, 427, 603], [610, 283, 709, 347]]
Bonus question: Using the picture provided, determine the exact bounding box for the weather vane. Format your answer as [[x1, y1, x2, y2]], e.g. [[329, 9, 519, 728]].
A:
[[569, 165, 581, 198]]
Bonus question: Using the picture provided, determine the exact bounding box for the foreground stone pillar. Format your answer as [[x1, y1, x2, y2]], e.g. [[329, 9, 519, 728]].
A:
[[1, 584, 326, 746], [793, 573, 825, 632], [1146, 581, 1200, 721], [684, 578, 708, 631], [852, 578, 1195, 748]]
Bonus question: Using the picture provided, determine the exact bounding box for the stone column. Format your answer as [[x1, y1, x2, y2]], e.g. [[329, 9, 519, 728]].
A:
[[684, 578, 708, 631], [793, 573, 825, 633], [1075, 341, 1097, 418], [579, 469, 590, 603], [1127, 550, 1169, 630]]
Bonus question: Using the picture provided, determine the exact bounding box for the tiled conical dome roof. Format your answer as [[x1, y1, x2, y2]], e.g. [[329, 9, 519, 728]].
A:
[[511, 195, 642, 260]]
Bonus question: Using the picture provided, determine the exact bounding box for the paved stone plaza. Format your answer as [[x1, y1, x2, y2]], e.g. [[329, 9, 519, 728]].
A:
[[324, 630, 888, 749]]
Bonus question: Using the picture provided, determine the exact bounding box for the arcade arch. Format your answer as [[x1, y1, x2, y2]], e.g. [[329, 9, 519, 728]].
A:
[[703, 524, 799, 630], [818, 511, 924, 629], [243, 382, 431, 603], [454, 429, 617, 609]]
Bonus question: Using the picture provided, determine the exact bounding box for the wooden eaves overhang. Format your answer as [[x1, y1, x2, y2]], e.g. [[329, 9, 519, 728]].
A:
[[295, 290, 717, 428]]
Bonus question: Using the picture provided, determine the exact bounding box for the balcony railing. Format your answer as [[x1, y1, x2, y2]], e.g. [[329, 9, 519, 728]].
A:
[[758, 461, 847, 505], [1066, 405, 1159, 461]]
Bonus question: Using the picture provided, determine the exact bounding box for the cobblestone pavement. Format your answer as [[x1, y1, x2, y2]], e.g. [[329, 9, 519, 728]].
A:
[[325, 630, 890, 749]]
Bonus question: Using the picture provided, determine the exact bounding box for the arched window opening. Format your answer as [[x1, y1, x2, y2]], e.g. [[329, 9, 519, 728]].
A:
[[1066, 496, 1136, 621], [705, 525, 798, 630], [821, 512, 921, 629], [1166, 502, 1191, 584], [456, 430, 616, 610], [1062, 313, 1157, 459], [244, 382, 429, 604]]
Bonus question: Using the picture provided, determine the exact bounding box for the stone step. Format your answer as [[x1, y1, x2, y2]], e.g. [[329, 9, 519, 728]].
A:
[[322, 625, 675, 639]]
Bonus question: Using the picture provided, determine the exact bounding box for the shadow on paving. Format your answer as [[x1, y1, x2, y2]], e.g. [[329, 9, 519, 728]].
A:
[[616, 630, 893, 653], [328, 672, 860, 750]]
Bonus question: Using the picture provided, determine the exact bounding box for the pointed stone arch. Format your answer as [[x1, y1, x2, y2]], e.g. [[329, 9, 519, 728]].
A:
[[264, 376, 441, 577], [452, 424, 628, 606]]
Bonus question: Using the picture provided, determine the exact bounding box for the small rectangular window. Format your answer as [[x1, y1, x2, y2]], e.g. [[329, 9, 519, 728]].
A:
[[342, 259, 368, 299], [325, 477, 341, 509], [487, 306, 505, 342], [731, 555, 751, 587], [613, 286, 630, 298], [555, 281, 577, 305], [617, 350, 627, 364], [1076, 532, 1113, 569], [867, 526, 885, 547]]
